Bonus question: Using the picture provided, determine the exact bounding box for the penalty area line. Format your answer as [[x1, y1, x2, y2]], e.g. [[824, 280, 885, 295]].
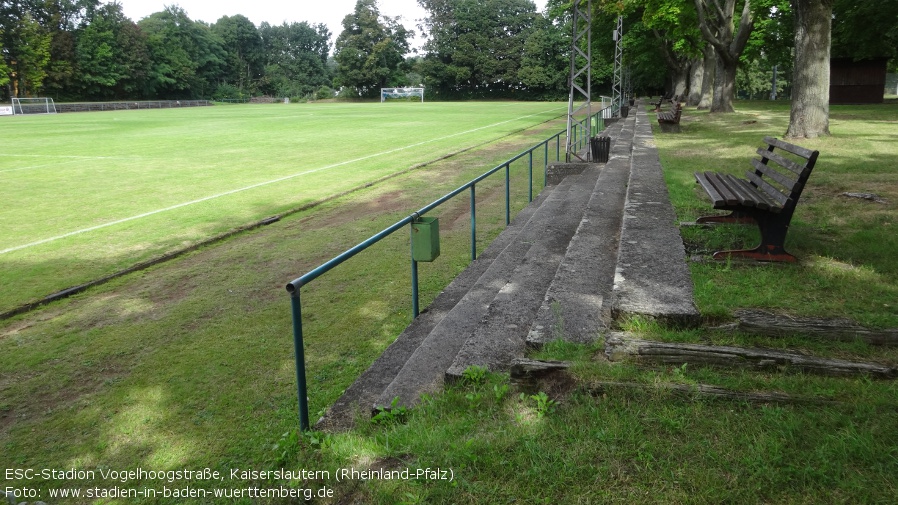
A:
[[1, 107, 565, 255]]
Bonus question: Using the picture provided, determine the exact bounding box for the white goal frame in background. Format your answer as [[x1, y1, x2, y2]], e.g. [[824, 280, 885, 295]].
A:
[[12, 97, 57, 115], [380, 87, 424, 103]]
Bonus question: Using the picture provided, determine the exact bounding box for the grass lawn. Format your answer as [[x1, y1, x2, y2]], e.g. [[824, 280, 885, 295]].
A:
[[658, 100, 898, 329], [0, 101, 566, 313], [1, 100, 896, 504]]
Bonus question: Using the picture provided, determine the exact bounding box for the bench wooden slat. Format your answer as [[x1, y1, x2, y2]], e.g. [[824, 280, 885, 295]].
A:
[[746, 171, 790, 207], [657, 103, 682, 125], [719, 174, 761, 208], [754, 148, 805, 176], [695, 172, 731, 207], [726, 175, 781, 212], [750, 157, 799, 190], [763, 136, 818, 161]]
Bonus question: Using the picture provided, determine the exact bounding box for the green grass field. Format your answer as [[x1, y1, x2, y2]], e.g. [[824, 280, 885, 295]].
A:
[[0, 101, 566, 313], [0, 101, 571, 503]]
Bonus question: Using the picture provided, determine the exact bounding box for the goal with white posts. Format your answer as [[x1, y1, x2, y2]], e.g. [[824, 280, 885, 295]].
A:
[[380, 87, 425, 103], [11, 97, 57, 115]]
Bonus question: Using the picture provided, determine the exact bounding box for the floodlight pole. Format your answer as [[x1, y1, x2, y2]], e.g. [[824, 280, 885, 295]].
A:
[[565, 0, 592, 162], [612, 16, 624, 115]]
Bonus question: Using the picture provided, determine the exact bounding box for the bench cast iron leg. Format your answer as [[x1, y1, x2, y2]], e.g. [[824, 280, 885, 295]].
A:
[[711, 213, 796, 263]]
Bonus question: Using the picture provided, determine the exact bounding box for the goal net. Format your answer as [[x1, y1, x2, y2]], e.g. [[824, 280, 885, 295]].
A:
[[380, 87, 424, 103], [12, 97, 58, 115]]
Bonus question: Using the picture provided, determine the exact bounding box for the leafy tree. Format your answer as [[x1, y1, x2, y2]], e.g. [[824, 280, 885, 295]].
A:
[[212, 14, 264, 94], [736, 56, 787, 98], [37, 0, 100, 99], [831, 0, 898, 61], [334, 0, 410, 98], [138, 6, 226, 98], [694, 0, 754, 112], [0, 6, 52, 96], [517, 13, 568, 99], [640, 0, 704, 99], [0, 38, 9, 90], [75, 2, 149, 99], [259, 21, 330, 98], [418, 0, 538, 98], [785, 0, 830, 138]]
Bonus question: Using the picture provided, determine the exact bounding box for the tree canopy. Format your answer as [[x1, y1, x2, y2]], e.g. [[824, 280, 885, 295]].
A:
[[1, 0, 895, 102], [334, 0, 410, 97]]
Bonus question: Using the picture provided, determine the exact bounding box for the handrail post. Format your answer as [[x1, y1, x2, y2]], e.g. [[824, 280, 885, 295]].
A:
[[410, 223, 420, 317], [528, 151, 533, 202], [505, 163, 511, 226], [470, 184, 477, 261], [289, 291, 311, 431], [556, 133, 561, 162]]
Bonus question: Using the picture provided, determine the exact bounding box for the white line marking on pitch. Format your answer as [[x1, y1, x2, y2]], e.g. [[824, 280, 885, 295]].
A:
[[0, 159, 83, 173], [1, 108, 564, 255]]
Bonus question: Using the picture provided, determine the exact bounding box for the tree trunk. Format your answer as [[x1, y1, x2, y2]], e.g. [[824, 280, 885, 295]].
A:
[[698, 46, 715, 109], [694, 0, 754, 113], [672, 65, 689, 99], [711, 54, 738, 112], [687, 58, 703, 106], [785, 0, 832, 138], [654, 29, 690, 100]]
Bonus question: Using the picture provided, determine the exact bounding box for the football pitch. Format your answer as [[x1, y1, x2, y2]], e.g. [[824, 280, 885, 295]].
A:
[[0, 101, 567, 313]]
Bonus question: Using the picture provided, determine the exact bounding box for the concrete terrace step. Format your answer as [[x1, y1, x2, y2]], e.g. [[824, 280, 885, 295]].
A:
[[315, 167, 580, 430], [526, 122, 634, 348], [378, 167, 604, 407], [317, 102, 700, 431], [443, 164, 607, 381], [610, 104, 700, 326]]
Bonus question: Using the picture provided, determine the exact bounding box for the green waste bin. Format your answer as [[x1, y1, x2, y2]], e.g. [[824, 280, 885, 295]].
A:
[[411, 216, 440, 262]]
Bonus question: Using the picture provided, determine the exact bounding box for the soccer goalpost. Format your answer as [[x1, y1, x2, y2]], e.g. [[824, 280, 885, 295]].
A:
[[380, 87, 425, 103], [11, 97, 58, 115]]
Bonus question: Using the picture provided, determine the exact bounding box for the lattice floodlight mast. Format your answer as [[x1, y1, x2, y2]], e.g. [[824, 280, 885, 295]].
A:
[[612, 16, 624, 116], [624, 66, 633, 102], [380, 87, 425, 102], [565, 0, 592, 162]]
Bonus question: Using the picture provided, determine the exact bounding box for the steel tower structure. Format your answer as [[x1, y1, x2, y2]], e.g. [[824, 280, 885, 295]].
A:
[[565, 0, 592, 162], [611, 16, 624, 115]]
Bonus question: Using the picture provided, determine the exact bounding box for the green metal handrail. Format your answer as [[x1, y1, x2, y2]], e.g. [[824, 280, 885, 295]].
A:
[[285, 109, 607, 430]]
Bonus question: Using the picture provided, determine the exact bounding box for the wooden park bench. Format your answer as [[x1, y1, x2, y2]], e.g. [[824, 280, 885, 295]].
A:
[[657, 101, 682, 125], [693, 136, 820, 262], [651, 93, 674, 112]]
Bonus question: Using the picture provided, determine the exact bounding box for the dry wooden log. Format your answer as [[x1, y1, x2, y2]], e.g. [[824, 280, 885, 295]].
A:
[[734, 309, 898, 346], [585, 380, 835, 405], [510, 358, 574, 395], [604, 332, 898, 379]]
